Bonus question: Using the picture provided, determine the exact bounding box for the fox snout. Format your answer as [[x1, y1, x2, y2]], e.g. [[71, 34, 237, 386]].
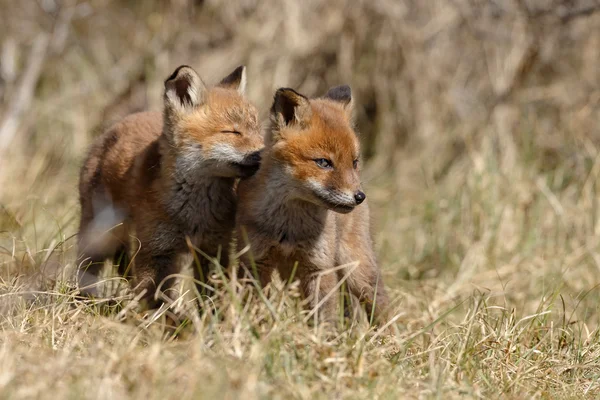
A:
[[354, 190, 366, 205], [306, 179, 366, 214], [241, 150, 261, 166], [233, 150, 262, 178], [323, 188, 361, 214]]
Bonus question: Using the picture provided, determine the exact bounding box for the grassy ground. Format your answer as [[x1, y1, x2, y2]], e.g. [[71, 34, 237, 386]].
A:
[[2, 1, 600, 399], [3, 138, 600, 399]]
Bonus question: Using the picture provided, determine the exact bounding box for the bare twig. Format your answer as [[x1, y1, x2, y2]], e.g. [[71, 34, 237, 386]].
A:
[[559, 4, 600, 22], [0, 2, 74, 166], [519, 1, 600, 22], [0, 34, 49, 157]]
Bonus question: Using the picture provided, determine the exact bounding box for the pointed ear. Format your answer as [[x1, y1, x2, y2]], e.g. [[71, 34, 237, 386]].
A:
[[324, 85, 353, 119], [164, 65, 206, 113], [218, 65, 246, 95], [271, 88, 312, 129]]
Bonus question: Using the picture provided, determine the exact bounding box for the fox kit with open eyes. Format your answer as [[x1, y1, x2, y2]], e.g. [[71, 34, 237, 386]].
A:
[[235, 85, 389, 324], [78, 65, 263, 307]]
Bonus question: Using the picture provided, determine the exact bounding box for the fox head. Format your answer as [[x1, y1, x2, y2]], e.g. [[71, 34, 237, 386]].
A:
[[162, 65, 263, 179], [266, 85, 365, 214]]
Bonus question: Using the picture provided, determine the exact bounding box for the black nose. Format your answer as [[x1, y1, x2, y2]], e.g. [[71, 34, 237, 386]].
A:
[[354, 191, 366, 205], [243, 150, 262, 165]]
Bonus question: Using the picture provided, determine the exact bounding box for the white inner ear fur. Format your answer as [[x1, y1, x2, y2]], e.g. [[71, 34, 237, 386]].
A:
[[166, 69, 206, 113], [237, 66, 247, 96], [165, 91, 187, 114], [186, 74, 203, 105]]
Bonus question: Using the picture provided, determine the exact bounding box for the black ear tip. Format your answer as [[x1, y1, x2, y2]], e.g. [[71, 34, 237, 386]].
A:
[[325, 85, 352, 103], [274, 87, 305, 99], [165, 65, 193, 85], [273, 88, 289, 102], [339, 85, 351, 96], [226, 65, 245, 79], [272, 89, 287, 112], [275, 87, 293, 95], [272, 88, 306, 113]]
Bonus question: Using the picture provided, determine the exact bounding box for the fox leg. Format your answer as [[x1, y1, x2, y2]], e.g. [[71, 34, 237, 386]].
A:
[[78, 227, 130, 297], [77, 253, 106, 298], [77, 210, 110, 298], [233, 226, 273, 288], [345, 264, 390, 324], [234, 238, 273, 288], [300, 271, 339, 325], [133, 250, 179, 309], [77, 184, 128, 297], [111, 220, 131, 278], [190, 254, 211, 292], [187, 233, 232, 298], [114, 244, 131, 278], [191, 246, 229, 295], [236, 257, 273, 289]]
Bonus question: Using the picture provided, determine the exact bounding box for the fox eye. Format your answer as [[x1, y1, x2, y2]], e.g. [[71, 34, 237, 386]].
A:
[[221, 130, 241, 135], [314, 158, 333, 169], [353, 159, 359, 169]]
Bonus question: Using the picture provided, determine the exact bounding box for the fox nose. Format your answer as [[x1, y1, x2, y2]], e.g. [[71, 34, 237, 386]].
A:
[[354, 191, 366, 205], [243, 150, 262, 165]]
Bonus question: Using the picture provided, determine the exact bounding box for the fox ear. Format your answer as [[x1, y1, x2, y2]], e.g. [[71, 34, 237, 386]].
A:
[[218, 65, 246, 95], [324, 85, 351, 105], [324, 85, 353, 119], [271, 88, 312, 129], [164, 65, 207, 113]]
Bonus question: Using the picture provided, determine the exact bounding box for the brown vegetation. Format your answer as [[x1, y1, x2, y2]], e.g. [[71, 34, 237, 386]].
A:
[[2, 0, 600, 398]]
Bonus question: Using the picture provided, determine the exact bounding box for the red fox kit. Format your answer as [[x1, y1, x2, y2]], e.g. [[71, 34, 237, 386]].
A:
[[78, 65, 263, 307], [235, 85, 389, 324]]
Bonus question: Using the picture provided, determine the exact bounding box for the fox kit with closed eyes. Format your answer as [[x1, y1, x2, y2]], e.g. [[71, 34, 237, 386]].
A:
[[78, 65, 263, 307], [235, 85, 389, 324]]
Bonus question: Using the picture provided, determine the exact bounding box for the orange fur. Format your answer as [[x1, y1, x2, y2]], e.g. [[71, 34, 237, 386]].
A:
[[78, 65, 263, 307], [236, 86, 389, 325]]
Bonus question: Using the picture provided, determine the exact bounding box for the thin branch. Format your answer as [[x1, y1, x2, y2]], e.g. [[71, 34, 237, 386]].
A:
[[559, 4, 600, 22], [520, 1, 600, 22], [0, 34, 49, 157]]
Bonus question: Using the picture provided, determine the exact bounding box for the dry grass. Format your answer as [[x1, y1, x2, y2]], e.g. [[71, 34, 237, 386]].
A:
[[2, 0, 600, 398]]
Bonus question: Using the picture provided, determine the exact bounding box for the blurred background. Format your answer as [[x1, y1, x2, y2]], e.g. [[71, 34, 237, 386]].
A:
[[1, 0, 600, 322]]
